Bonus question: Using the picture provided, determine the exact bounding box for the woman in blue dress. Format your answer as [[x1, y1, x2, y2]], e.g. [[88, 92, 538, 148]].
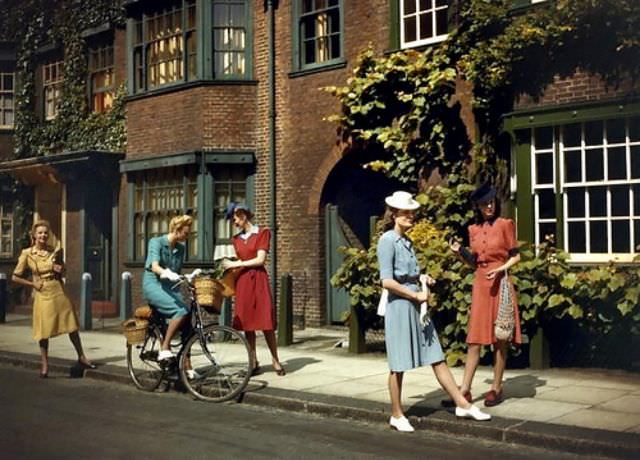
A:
[[142, 215, 193, 362], [378, 192, 491, 432]]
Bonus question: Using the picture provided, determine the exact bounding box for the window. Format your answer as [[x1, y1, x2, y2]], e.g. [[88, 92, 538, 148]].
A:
[[529, 115, 640, 261], [0, 203, 13, 258], [43, 61, 63, 120], [132, 166, 199, 260], [400, 0, 448, 49], [89, 45, 114, 113], [296, 0, 342, 69], [0, 72, 14, 128], [213, 0, 249, 78], [132, 0, 197, 93], [213, 166, 247, 259]]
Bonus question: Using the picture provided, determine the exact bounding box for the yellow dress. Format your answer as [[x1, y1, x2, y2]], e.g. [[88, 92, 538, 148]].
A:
[[13, 247, 79, 341]]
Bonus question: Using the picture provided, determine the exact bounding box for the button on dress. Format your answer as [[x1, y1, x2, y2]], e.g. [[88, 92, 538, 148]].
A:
[[232, 227, 276, 332], [142, 235, 189, 319], [467, 218, 522, 345], [13, 247, 79, 341], [377, 230, 445, 372]]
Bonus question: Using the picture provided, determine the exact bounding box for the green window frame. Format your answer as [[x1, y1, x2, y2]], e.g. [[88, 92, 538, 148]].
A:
[[122, 152, 255, 264], [508, 102, 640, 263], [43, 61, 63, 121], [292, 0, 344, 72], [0, 71, 14, 128], [88, 45, 115, 113], [127, 0, 253, 95], [0, 201, 13, 258]]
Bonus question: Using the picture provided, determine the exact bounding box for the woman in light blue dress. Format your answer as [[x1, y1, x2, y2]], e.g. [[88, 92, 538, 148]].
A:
[[377, 192, 491, 432], [142, 215, 192, 361]]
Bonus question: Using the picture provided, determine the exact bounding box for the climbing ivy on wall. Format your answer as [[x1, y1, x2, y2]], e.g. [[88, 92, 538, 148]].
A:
[[327, 0, 640, 366], [2, 0, 127, 159]]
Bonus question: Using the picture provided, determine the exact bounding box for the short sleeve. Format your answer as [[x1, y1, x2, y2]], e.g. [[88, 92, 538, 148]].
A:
[[377, 234, 395, 281], [13, 249, 28, 276], [144, 237, 161, 270], [256, 228, 271, 252], [503, 219, 518, 252]]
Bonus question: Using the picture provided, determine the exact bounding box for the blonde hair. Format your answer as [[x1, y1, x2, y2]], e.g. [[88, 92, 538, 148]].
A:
[[30, 220, 51, 245], [169, 215, 193, 233]]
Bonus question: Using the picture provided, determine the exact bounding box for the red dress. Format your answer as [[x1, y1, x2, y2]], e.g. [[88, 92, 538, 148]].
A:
[[467, 218, 522, 345], [232, 227, 276, 332]]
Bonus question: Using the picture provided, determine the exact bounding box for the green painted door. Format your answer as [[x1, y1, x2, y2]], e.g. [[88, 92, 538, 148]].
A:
[[325, 204, 351, 323], [85, 189, 111, 301]]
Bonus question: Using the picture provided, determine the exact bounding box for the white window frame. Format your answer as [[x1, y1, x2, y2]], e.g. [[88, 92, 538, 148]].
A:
[[531, 117, 640, 263], [400, 0, 449, 49], [0, 72, 14, 128], [0, 203, 14, 258], [43, 61, 63, 121]]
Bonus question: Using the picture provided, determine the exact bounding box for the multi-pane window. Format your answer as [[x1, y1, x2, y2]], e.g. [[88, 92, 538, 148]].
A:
[[43, 61, 63, 120], [132, 0, 196, 93], [0, 72, 14, 128], [531, 116, 640, 261], [298, 0, 341, 68], [0, 203, 13, 258], [133, 166, 198, 260], [88, 46, 114, 113], [401, 0, 448, 48], [213, 0, 248, 77], [213, 167, 247, 259]]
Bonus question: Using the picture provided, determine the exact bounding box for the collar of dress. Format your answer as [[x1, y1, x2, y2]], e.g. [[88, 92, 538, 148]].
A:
[[162, 235, 181, 254], [238, 225, 259, 240]]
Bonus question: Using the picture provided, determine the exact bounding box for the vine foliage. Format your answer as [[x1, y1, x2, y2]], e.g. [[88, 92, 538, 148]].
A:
[[327, 0, 640, 366]]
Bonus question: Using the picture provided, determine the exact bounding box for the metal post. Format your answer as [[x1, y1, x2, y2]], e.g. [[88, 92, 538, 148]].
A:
[[0, 272, 7, 324], [80, 273, 92, 331], [277, 273, 293, 346], [120, 271, 132, 320], [220, 298, 232, 327]]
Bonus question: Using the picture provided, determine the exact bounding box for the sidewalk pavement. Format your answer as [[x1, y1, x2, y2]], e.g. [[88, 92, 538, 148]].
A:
[[1, 313, 639, 458]]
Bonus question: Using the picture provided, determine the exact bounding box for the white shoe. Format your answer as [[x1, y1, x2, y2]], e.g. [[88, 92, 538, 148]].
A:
[[389, 415, 415, 432], [455, 404, 491, 421], [185, 369, 202, 380], [158, 350, 175, 361]]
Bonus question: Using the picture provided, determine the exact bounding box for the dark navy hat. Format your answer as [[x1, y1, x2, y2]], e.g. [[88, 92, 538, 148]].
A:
[[470, 182, 497, 204], [224, 202, 252, 220]]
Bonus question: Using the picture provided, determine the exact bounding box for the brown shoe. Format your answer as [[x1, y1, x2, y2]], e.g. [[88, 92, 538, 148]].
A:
[[441, 390, 472, 408], [484, 390, 504, 407]]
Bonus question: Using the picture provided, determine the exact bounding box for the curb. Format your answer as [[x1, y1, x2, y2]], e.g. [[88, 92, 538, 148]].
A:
[[1, 350, 638, 459]]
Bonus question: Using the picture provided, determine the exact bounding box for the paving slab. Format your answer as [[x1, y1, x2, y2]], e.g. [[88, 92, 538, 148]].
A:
[[551, 408, 640, 432], [596, 394, 640, 414], [536, 385, 628, 405]]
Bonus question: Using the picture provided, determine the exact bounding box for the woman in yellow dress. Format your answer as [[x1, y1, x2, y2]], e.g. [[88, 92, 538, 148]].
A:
[[12, 220, 95, 378]]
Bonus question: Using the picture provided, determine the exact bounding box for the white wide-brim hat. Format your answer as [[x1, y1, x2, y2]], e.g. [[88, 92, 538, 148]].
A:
[[385, 191, 420, 210]]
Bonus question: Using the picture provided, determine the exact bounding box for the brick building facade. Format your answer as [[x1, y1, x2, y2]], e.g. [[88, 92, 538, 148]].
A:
[[1, 1, 639, 331]]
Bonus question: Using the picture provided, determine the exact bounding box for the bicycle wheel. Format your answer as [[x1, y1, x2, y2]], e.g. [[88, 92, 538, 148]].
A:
[[179, 325, 252, 402], [127, 326, 164, 391]]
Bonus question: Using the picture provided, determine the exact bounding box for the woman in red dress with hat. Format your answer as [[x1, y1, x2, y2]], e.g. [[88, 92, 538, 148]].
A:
[[221, 203, 285, 376], [449, 183, 522, 407]]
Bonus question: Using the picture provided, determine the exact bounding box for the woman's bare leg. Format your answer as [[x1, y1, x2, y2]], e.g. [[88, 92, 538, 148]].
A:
[[389, 371, 405, 418], [433, 361, 472, 408], [263, 330, 283, 370], [460, 344, 481, 394], [39, 339, 49, 375], [245, 331, 257, 368], [492, 340, 508, 392]]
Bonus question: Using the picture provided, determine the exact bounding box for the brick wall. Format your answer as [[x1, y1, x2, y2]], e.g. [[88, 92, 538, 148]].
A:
[[516, 70, 639, 110]]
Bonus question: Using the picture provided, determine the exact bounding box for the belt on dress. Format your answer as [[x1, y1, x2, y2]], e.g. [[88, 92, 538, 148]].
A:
[[39, 273, 56, 280], [395, 275, 419, 284]]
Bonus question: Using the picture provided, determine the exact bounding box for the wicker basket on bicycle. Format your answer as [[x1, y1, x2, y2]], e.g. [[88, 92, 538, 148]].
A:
[[121, 318, 148, 345], [194, 275, 224, 312]]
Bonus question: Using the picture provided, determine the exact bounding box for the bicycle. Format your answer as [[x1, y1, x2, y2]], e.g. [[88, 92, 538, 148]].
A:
[[126, 272, 252, 402]]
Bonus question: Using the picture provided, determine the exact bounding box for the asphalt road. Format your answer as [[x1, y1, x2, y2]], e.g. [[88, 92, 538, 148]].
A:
[[1, 364, 602, 460]]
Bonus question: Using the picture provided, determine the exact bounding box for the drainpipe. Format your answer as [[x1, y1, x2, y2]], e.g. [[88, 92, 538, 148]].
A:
[[266, 0, 278, 304]]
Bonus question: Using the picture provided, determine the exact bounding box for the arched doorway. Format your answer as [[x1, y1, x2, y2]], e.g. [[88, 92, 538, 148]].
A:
[[321, 154, 400, 323]]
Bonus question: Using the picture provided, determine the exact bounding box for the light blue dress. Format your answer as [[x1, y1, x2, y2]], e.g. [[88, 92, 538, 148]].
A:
[[377, 229, 445, 372], [142, 235, 189, 319]]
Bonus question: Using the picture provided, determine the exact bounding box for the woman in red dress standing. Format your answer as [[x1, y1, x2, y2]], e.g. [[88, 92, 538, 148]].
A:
[[221, 203, 285, 376], [449, 183, 522, 407]]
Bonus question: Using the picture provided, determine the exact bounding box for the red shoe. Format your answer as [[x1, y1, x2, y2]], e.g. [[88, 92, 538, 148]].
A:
[[484, 390, 504, 407]]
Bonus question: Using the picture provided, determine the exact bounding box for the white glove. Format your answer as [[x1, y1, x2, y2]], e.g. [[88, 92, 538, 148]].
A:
[[160, 268, 181, 282], [420, 278, 430, 327], [185, 268, 202, 283]]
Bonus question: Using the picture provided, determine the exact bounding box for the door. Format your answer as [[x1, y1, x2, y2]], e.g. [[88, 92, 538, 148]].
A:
[[85, 189, 111, 301], [324, 204, 352, 323]]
